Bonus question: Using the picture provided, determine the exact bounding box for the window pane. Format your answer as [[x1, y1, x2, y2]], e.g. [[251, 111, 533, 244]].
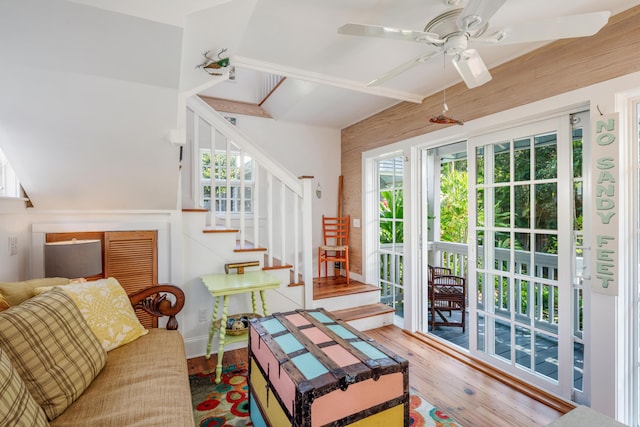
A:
[[535, 331, 559, 382], [515, 326, 532, 370], [572, 129, 583, 179], [494, 187, 510, 227], [494, 317, 511, 362], [514, 138, 531, 182], [574, 181, 583, 230], [534, 133, 557, 180], [514, 232, 531, 276], [535, 183, 557, 230], [476, 146, 484, 184], [514, 185, 530, 228], [494, 142, 511, 183], [477, 188, 484, 227]]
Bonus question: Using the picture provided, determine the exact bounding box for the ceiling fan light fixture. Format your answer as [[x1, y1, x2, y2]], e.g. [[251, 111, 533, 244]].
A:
[[452, 49, 492, 88]]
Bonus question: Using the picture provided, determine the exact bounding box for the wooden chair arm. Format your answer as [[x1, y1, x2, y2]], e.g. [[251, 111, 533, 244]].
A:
[[128, 285, 185, 331]]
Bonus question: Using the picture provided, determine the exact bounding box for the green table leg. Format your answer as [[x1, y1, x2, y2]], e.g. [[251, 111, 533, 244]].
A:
[[251, 291, 257, 314], [206, 296, 221, 359], [260, 289, 269, 316], [215, 295, 229, 384]]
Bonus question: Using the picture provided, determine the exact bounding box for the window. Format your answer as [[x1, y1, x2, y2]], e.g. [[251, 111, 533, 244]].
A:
[[0, 147, 21, 198], [377, 155, 404, 319], [200, 149, 254, 214]]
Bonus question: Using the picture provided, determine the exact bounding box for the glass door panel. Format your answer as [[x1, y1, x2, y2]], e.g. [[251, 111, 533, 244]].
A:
[[377, 156, 404, 319], [469, 115, 580, 399]]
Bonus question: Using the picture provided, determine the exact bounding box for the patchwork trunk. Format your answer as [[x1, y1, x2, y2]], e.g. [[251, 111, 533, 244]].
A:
[[248, 308, 409, 427]]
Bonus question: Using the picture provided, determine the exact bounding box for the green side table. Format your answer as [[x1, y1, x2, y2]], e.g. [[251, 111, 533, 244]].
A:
[[200, 270, 281, 383]]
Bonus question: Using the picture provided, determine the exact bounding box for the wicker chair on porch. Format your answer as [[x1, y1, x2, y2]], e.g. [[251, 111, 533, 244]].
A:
[[428, 265, 466, 332]]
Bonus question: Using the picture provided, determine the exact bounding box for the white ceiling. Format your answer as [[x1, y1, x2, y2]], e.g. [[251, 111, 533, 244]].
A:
[[201, 0, 639, 128], [63, 0, 640, 129], [1, 0, 638, 210]]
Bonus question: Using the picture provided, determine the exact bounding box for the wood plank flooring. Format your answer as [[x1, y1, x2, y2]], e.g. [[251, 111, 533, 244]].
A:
[[312, 275, 379, 299], [188, 324, 566, 426]]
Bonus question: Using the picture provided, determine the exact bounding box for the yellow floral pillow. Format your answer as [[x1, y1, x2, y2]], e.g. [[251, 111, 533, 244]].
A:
[[58, 278, 148, 351]]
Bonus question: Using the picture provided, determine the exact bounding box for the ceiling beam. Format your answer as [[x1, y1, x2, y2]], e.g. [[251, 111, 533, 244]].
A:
[[232, 55, 424, 104]]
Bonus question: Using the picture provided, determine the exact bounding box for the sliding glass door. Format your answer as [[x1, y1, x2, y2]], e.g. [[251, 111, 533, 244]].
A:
[[468, 113, 587, 400]]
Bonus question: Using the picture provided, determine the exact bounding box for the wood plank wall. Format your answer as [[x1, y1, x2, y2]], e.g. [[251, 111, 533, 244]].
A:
[[341, 6, 640, 276]]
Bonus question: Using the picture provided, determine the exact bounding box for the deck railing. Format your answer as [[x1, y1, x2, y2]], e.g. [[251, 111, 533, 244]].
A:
[[382, 240, 582, 336]]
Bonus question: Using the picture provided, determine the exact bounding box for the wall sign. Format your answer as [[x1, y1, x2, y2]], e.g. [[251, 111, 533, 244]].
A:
[[591, 112, 619, 296]]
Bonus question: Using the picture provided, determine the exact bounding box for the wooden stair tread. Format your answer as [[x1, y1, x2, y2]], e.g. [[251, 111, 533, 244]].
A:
[[313, 277, 379, 300], [182, 208, 208, 212], [331, 303, 395, 322], [203, 226, 239, 233], [234, 240, 267, 252]]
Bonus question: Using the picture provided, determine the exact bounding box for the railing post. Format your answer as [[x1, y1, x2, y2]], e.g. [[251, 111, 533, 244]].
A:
[[300, 176, 314, 309]]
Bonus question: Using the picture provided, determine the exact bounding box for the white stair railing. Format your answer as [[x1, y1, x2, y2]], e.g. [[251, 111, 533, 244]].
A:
[[187, 96, 313, 304]]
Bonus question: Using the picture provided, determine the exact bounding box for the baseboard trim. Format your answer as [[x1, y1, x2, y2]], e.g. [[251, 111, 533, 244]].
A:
[[408, 330, 576, 415]]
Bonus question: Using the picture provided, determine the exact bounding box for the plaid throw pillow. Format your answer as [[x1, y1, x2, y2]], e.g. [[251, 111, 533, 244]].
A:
[[0, 288, 107, 420], [0, 346, 49, 426]]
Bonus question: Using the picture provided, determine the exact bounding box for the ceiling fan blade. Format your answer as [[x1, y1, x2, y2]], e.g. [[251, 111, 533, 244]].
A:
[[452, 49, 492, 89], [367, 52, 441, 86], [458, 0, 506, 31], [338, 23, 442, 44], [481, 11, 611, 45]]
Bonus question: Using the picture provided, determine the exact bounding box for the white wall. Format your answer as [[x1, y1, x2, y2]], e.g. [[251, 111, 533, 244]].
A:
[[0, 0, 183, 211], [237, 115, 342, 257], [0, 199, 30, 281]]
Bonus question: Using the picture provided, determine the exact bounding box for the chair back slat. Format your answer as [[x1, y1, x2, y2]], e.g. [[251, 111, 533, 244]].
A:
[[428, 266, 466, 332], [322, 216, 349, 246]]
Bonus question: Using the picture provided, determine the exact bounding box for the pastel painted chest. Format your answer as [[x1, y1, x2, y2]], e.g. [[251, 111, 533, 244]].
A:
[[248, 309, 409, 427]]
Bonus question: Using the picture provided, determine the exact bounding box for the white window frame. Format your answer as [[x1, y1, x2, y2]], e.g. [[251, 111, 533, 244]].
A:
[[199, 148, 255, 215]]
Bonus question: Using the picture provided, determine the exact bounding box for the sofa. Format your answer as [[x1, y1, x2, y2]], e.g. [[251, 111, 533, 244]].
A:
[[0, 277, 194, 427]]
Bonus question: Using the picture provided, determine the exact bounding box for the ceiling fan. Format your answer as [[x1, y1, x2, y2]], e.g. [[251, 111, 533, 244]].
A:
[[338, 0, 610, 89]]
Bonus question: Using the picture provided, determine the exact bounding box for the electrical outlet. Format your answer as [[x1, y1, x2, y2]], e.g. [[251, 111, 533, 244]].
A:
[[198, 308, 208, 323], [8, 236, 17, 256]]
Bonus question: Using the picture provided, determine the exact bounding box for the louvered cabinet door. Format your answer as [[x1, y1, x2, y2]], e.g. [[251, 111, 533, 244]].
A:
[[104, 230, 158, 328]]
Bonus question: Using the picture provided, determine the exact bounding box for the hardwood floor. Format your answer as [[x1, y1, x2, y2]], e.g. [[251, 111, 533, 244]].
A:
[[188, 325, 566, 426]]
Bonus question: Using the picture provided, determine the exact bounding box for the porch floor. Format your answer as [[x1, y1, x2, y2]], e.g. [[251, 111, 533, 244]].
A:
[[428, 310, 584, 391]]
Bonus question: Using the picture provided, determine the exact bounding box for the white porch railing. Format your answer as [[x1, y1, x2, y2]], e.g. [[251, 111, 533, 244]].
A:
[[187, 96, 313, 306], [428, 241, 581, 336]]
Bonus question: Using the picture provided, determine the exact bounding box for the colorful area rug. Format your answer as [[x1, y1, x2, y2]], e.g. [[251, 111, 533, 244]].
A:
[[190, 363, 462, 427]]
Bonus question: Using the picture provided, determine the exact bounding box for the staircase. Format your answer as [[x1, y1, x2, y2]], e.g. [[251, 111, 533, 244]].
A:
[[181, 96, 393, 330]]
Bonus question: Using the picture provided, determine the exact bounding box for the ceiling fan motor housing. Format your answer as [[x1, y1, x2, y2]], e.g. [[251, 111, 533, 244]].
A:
[[444, 34, 469, 55]]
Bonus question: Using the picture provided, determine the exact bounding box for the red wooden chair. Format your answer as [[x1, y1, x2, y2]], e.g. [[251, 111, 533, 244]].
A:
[[318, 216, 350, 283]]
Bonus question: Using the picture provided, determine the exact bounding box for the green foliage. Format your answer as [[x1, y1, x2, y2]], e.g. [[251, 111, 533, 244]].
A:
[[379, 190, 403, 244], [439, 162, 468, 243]]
